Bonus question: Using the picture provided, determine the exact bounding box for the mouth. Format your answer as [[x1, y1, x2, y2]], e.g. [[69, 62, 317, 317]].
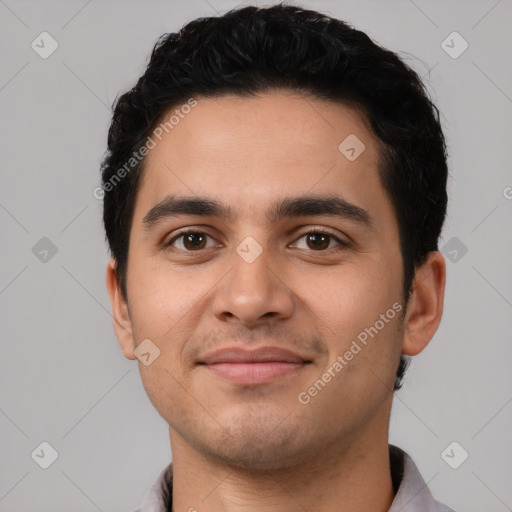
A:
[[198, 346, 313, 385]]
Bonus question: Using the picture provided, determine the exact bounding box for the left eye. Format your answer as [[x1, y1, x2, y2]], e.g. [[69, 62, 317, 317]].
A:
[[291, 231, 347, 251]]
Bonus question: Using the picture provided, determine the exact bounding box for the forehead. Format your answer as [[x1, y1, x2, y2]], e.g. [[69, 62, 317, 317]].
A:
[[133, 91, 392, 229]]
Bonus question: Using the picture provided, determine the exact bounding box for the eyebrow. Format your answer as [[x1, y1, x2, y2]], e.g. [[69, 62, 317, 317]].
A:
[[142, 194, 375, 232]]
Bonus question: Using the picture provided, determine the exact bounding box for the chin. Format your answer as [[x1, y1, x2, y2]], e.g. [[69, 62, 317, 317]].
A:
[[197, 414, 313, 472]]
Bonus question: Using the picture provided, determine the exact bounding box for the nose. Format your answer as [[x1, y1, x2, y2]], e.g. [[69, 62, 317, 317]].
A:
[[210, 244, 295, 327]]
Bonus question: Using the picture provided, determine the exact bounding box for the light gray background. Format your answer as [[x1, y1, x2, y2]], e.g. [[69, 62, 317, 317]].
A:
[[1, 0, 511, 511]]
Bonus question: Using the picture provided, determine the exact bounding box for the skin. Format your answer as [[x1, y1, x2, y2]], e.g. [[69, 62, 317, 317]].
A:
[[106, 91, 446, 512]]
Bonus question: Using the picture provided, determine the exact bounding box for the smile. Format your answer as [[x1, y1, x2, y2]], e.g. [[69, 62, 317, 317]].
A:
[[203, 361, 309, 385]]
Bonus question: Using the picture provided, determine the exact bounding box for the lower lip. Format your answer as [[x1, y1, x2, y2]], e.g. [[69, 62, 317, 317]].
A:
[[203, 362, 306, 385]]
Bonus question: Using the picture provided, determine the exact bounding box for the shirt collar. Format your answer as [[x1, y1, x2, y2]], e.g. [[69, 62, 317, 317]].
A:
[[134, 444, 454, 512], [388, 445, 455, 512]]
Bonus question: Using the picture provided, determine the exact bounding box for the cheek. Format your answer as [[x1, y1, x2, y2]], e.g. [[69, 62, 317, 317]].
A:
[[127, 254, 202, 338], [301, 261, 395, 328], [300, 262, 402, 376], [126, 258, 217, 398]]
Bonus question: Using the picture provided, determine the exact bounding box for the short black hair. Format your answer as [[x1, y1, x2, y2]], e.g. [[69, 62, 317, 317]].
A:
[[100, 2, 448, 393]]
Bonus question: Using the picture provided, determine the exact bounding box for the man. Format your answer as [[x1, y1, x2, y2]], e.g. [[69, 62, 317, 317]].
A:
[[101, 3, 453, 511]]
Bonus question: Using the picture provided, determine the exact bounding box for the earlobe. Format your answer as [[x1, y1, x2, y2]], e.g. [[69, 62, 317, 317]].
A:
[[402, 251, 446, 357], [105, 258, 136, 360]]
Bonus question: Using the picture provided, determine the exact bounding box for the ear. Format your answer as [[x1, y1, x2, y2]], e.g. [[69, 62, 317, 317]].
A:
[[105, 258, 136, 360], [402, 251, 446, 356]]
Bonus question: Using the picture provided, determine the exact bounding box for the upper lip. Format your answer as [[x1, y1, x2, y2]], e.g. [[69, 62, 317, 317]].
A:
[[199, 346, 309, 365]]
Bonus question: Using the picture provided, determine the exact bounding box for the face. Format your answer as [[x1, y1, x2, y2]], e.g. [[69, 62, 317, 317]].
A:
[[107, 91, 440, 471]]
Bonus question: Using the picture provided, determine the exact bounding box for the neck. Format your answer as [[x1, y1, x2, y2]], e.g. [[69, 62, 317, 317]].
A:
[[168, 411, 395, 512]]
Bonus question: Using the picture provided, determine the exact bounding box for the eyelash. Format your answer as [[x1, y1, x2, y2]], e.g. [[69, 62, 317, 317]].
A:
[[164, 229, 350, 254]]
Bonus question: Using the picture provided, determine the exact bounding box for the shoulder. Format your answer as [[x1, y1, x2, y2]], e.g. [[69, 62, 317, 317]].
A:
[[434, 500, 457, 512], [389, 445, 457, 512]]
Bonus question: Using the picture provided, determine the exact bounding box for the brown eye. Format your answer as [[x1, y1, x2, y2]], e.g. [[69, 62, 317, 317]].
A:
[[305, 232, 330, 250], [291, 230, 348, 252], [182, 232, 207, 250], [167, 231, 214, 251]]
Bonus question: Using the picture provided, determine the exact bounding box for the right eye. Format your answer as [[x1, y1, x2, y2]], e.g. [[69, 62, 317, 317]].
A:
[[165, 230, 218, 252]]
